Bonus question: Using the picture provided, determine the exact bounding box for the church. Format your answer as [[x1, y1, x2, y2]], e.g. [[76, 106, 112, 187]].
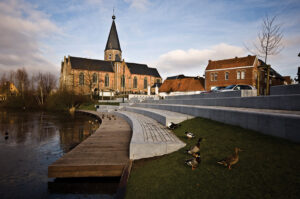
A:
[[59, 15, 162, 96]]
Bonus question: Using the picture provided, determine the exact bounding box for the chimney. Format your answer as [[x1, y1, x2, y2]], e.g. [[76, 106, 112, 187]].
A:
[[208, 60, 212, 63]]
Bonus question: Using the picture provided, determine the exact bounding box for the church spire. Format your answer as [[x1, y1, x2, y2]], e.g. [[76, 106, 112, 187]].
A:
[[105, 15, 121, 51]]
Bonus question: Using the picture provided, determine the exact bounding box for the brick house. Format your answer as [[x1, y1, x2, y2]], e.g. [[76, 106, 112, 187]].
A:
[[59, 15, 162, 96], [159, 75, 205, 95], [204, 55, 287, 95]]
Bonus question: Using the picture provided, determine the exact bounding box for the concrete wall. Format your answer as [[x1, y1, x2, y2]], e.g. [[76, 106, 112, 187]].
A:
[[132, 103, 300, 143], [165, 90, 256, 100], [270, 84, 300, 95], [145, 94, 300, 111]]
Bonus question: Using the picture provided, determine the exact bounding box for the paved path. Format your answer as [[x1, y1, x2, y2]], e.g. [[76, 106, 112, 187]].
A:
[[124, 106, 194, 126], [48, 110, 132, 178], [114, 110, 186, 160]]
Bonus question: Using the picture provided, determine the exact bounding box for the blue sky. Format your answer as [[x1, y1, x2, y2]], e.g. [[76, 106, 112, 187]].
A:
[[0, 0, 299, 79]]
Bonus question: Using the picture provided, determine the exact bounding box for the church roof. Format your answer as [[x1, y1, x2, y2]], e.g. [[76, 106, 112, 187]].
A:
[[126, 62, 161, 78], [105, 18, 121, 51], [69, 56, 114, 72], [68, 56, 161, 78]]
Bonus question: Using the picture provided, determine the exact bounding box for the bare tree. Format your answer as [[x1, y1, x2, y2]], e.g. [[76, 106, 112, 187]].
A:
[[35, 72, 57, 105], [15, 68, 29, 97], [246, 15, 284, 64]]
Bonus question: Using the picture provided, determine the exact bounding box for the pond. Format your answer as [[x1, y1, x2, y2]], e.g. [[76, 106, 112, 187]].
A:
[[0, 111, 119, 199]]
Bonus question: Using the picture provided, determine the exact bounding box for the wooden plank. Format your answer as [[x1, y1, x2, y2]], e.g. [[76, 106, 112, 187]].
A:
[[48, 111, 132, 178], [115, 160, 133, 199]]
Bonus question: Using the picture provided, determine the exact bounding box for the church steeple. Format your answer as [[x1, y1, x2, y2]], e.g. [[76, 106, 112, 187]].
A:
[[104, 15, 122, 61]]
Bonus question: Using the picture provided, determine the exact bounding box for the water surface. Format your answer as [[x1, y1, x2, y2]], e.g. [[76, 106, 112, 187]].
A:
[[0, 111, 118, 199]]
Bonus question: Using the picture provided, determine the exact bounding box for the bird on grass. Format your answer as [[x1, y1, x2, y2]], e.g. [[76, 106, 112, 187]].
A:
[[185, 152, 201, 170], [167, 122, 181, 130], [186, 138, 203, 155], [185, 131, 195, 139], [101, 114, 105, 119], [217, 147, 242, 170]]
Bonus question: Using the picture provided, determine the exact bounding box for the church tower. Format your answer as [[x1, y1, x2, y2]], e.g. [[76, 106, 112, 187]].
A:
[[104, 15, 122, 61]]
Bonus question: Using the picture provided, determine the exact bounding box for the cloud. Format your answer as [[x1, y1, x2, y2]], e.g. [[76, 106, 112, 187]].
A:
[[0, 0, 60, 76], [152, 43, 246, 79], [124, 0, 150, 10]]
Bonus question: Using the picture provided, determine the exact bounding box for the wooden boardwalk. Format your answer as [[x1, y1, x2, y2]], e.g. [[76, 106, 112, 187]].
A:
[[48, 110, 132, 178]]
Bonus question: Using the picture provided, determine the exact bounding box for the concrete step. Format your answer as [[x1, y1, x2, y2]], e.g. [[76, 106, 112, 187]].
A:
[[143, 94, 300, 111], [123, 106, 194, 126], [113, 110, 186, 160], [131, 103, 300, 143]]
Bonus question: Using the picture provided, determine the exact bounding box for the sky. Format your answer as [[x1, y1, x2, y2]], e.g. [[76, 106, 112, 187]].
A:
[[0, 0, 299, 80]]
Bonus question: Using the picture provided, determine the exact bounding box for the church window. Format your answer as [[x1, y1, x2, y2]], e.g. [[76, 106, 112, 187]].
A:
[[105, 74, 109, 87], [121, 75, 125, 88], [133, 76, 138, 88], [144, 77, 148, 89], [79, 73, 84, 85], [92, 73, 97, 84]]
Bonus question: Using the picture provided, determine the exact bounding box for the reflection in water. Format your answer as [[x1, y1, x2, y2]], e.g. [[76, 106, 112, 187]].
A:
[[0, 111, 118, 199]]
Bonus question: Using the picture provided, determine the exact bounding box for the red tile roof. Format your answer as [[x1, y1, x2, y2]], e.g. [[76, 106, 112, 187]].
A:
[[205, 55, 256, 71], [159, 77, 205, 92]]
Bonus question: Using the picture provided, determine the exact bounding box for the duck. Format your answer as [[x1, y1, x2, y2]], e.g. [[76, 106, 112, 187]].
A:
[[167, 122, 181, 130], [217, 147, 242, 170], [185, 152, 201, 170], [101, 114, 105, 119], [186, 138, 202, 155], [185, 131, 195, 139]]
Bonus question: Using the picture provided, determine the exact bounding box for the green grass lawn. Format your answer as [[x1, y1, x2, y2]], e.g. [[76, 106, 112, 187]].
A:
[[126, 117, 300, 199]]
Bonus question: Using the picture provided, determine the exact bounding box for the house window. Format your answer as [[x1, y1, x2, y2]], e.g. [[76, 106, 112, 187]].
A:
[[105, 74, 109, 87], [79, 72, 84, 85], [133, 77, 137, 88], [237, 71, 241, 79], [214, 73, 218, 81], [225, 72, 229, 80], [144, 77, 148, 89], [241, 71, 245, 79], [211, 73, 214, 81], [121, 75, 125, 88], [156, 79, 160, 83], [92, 73, 97, 84], [109, 54, 112, 60]]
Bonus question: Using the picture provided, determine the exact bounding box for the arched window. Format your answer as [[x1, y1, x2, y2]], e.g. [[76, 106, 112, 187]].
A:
[[79, 72, 84, 85], [105, 74, 109, 87], [121, 75, 125, 88], [237, 71, 241, 79], [92, 73, 97, 84], [241, 71, 245, 79], [225, 72, 229, 80], [109, 54, 112, 60], [144, 77, 148, 89], [133, 76, 138, 88]]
